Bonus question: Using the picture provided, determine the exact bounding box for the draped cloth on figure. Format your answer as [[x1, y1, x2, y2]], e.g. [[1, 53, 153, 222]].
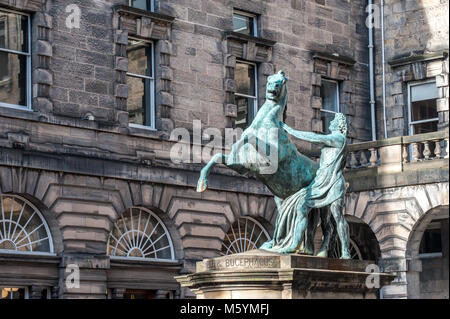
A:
[[269, 135, 347, 252]]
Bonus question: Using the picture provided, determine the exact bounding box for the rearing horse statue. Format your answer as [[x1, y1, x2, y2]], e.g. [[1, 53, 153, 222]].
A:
[[197, 70, 318, 199]]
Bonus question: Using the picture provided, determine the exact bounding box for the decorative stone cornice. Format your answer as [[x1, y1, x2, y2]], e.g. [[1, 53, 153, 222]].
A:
[[113, 5, 174, 40], [0, 0, 46, 12], [224, 31, 275, 63], [388, 50, 448, 68]]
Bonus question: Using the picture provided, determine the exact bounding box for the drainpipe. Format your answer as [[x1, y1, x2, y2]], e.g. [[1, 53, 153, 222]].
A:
[[368, 0, 376, 141], [381, 0, 388, 139]]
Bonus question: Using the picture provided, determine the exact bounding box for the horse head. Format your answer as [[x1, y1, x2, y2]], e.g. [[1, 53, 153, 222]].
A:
[[266, 70, 289, 107]]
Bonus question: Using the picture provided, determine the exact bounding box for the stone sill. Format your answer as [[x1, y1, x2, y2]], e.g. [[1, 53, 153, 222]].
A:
[[224, 31, 276, 47], [0, 251, 60, 265], [110, 257, 183, 269], [0, 105, 167, 142]]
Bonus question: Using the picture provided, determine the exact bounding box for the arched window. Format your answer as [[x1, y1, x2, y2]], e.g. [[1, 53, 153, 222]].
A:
[[0, 195, 53, 254], [107, 207, 175, 261], [221, 217, 271, 255]]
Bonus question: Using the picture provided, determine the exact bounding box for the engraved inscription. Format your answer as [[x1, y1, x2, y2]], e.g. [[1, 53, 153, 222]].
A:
[[205, 256, 280, 270]]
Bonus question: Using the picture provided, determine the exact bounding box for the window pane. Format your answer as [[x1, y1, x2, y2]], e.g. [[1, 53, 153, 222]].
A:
[[412, 121, 438, 134], [235, 62, 256, 96], [420, 228, 442, 254], [321, 80, 339, 112], [411, 82, 438, 102], [127, 76, 151, 126], [411, 99, 438, 122], [127, 40, 152, 77], [130, 0, 152, 11], [233, 13, 254, 36], [321, 110, 335, 134], [0, 11, 29, 53], [0, 52, 27, 107], [236, 96, 256, 129]]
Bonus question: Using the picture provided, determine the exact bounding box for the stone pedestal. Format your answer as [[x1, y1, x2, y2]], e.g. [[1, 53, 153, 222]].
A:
[[175, 250, 395, 299]]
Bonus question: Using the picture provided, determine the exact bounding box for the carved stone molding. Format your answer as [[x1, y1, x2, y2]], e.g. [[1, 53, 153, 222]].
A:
[[312, 51, 355, 80], [113, 5, 174, 40], [0, 0, 46, 12], [224, 31, 275, 63]]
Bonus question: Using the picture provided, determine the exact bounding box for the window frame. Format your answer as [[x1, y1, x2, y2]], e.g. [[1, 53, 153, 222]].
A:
[[407, 79, 439, 136], [233, 9, 258, 37], [128, 0, 155, 12], [0, 194, 55, 256], [234, 60, 258, 128], [320, 78, 340, 133], [126, 37, 156, 131], [221, 216, 271, 255], [419, 220, 444, 259], [0, 8, 32, 111], [107, 207, 177, 262]]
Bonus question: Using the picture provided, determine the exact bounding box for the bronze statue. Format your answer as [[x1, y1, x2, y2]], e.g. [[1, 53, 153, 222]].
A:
[[197, 70, 350, 259]]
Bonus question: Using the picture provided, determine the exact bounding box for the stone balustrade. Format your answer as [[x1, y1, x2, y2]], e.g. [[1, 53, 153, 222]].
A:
[[346, 130, 449, 171]]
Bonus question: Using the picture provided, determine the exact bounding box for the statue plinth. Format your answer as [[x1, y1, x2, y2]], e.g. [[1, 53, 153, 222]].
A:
[[175, 250, 395, 299]]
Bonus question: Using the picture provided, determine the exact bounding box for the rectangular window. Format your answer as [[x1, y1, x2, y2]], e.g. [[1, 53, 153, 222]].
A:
[[233, 10, 258, 37], [320, 79, 340, 134], [419, 221, 443, 255], [408, 80, 439, 135], [0, 9, 31, 110], [129, 0, 154, 12], [127, 39, 155, 130], [235, 61, 258, 129]]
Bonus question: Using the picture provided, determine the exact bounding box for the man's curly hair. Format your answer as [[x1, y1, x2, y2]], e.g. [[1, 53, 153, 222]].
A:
[[335, 113, 348, 136]]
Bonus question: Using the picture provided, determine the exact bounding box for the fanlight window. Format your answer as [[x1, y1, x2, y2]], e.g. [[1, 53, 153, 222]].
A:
[[107, 207, 175, 261], [221, 217, 270, 255], [0, 195, 53, 253], [329, 238, 362, 260]]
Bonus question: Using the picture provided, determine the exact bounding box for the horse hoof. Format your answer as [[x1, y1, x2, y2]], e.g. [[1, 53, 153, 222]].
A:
[[196, 178, 208, 192], [316, 250, 328, 258], [340, 253, 351, 259]]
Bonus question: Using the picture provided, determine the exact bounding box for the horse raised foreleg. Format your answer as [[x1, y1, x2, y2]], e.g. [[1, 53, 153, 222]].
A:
[[196, 153, 228, 192]]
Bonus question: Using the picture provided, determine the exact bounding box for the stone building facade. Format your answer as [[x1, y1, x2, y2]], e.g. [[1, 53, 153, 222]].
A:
[[0, 0, 448, 299]]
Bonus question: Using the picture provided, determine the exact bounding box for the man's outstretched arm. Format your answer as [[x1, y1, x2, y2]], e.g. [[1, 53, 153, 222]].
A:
[[281, 122, 344, 147]]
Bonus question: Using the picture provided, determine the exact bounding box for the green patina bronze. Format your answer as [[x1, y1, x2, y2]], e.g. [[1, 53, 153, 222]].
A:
[[197, 70, 350, 259]]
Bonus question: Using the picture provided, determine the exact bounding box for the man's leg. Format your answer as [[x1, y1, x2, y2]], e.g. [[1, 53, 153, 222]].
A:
[[330, 198, 351, 259], [303, 209, 320, 255], [316, 207, 334, 257]]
